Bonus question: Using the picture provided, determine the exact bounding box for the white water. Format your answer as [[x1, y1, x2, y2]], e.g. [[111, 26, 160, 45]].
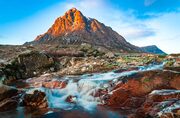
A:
[[150, 89, 180, 95], [28, 63, 165, 111], [157, 100, 180, 116]]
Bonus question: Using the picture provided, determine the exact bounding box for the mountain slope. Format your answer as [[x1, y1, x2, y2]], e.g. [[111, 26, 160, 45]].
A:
[[141, 45, 166, 55], [26, 8, 141, 52]]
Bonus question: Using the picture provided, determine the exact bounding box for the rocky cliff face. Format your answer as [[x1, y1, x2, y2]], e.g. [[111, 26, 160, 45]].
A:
[[26, 8, 141, 52]]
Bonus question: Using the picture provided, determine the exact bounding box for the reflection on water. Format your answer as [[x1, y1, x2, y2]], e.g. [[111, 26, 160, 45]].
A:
[[0, 106, 126, 118]]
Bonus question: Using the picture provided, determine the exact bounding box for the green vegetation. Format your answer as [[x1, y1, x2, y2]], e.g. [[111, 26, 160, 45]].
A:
[[164, 60, 175, 67], [106, 62, 121, 68], [143, 78, 151, 82]]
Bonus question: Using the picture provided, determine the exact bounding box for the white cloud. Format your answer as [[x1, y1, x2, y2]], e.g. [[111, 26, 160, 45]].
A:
[[1, 0, 179, 54], [144, 0, 157, 6]]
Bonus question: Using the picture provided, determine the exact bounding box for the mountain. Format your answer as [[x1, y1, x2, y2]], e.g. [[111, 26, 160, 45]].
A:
[[141, 45, 166, 55], [25, 8, 141, 52]]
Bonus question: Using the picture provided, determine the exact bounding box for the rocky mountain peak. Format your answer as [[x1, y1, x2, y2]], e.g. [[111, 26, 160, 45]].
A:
[[32, 8, 141, 52]]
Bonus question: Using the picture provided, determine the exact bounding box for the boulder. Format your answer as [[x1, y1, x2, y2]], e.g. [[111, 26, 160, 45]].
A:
[[102, 70, 180, 116], [0, 84, 18, 112], [131, 89, 180, 118], [23, 90, 48, 109], [2, 51, 55, 81], [105, 52, 115, 58], [0, 84, 18, 101], [17, 51, 54, 77], [0, 99, 18, 112]]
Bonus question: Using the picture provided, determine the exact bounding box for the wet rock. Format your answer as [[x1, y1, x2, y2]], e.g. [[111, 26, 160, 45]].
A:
[[164, 67, 180, 72], [26, 73, 54, 87], [23, 90, 48, 109], [113, 70, 180, 97], [148, 89, 180, 102], [0, 98, 18, 112], [0, 84, 18, 112], [103, 70, 180, 116], [42, 80, 67, 89], [0, 84, 18, 101], [134, 89, 180, 117], [65, 95, 77, 103], [2, 76, 16, 86], [26, 74, 67, 89], [93, 89, 108, 97], [103, 89, 145, 109]]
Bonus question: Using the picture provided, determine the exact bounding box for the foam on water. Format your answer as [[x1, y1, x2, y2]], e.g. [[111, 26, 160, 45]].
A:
[[150, 89, 180, 95], [34, 80, 101, 111], [157, 100, 180, 116], [28, 63, 165, 111], [138, 62, 165, 71]]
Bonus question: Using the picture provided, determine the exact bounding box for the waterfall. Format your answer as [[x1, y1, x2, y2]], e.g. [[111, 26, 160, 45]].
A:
[[28, 63, 166, 111]]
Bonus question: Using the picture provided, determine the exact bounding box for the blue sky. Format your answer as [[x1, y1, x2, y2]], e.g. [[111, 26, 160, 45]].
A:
[[0, 0, 180, 53]]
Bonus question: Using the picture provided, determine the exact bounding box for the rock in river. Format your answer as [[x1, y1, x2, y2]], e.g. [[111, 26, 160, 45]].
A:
[[22, 90, 48, 109], [0, 84, 18, 101], [0, 84, 18, 112]]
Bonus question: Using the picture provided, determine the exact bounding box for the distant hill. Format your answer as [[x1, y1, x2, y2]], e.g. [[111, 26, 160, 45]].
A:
[[141, 45, 166, 55], [25, 8, 141, 53]]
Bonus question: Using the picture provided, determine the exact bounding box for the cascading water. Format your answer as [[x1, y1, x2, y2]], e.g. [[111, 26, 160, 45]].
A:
[[28, 62, 166, 112]]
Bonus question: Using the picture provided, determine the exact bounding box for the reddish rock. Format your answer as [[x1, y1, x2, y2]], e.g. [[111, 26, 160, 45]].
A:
[[104, 89, 145, 109], [148, 93, 180, 102], [30, 8, 141, 52], [170, 75, 180, 89], [23, 90, 48, 109], [112, 70, 180, 97], [65, 95, 77, 103], [103, 70, 180, 117], [105, 89, 130, 107], [42, 80, 67, 89], [26, 74, 67, 89], [134, 90, 180, 117]]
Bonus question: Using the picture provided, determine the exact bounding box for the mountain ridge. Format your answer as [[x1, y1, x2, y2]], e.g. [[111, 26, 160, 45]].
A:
[[25, 8, 141, 52], [141, 45, 166, 55]]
